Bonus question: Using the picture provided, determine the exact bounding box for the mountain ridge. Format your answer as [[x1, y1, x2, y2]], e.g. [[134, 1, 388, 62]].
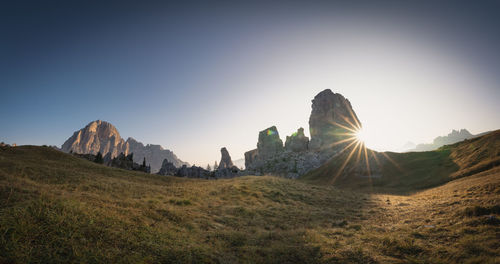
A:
[[61, 120, 188, 172], [409, 128, 491, 152]]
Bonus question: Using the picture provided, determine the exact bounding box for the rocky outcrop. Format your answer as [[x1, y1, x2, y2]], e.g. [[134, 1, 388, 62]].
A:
[[244, 149, 258, 169], [158, 159, 178, 176], [244, 89, 361, 178], [176, 165, 211, 179], [308, 89, 361, 151], [157, 147, 241, 179], [218, 147, 234, 169], [61, 120, 188, 173], [214, 166, 240, 179], [257, 126, 284, 158], [285, 128, 309, 152], [215, 147, 240, 178]]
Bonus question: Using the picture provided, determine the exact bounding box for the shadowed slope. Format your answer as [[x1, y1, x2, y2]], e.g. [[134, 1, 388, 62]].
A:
[[301, 130, 500, 193]]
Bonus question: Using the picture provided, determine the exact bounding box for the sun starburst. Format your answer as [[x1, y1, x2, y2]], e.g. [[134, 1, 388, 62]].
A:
[[319, 110, 402, 187]]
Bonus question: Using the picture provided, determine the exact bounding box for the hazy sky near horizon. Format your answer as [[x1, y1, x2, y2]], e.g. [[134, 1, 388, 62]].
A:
[[1, 1, 499, 166]]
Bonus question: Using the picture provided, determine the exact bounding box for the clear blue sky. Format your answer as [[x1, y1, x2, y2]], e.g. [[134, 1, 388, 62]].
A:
[[1, 1, 499, 165]]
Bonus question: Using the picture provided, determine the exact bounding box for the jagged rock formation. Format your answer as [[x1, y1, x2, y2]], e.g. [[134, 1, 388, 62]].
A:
[[61, 120, 188, 172], [244, 126, 284, 169], [309, 89, 361, 151], [244, 89, 361, 178], [218, 147, 234, 169], [176, 165, 211, 178], [257, 126, 284, 158], [157, 147, 240, 179], [158, 159, 178, 176], [285, 128, 309, 152], [412, 129, 478, 152], [214, 166, 240, 179], [215, 147, 240, 178]]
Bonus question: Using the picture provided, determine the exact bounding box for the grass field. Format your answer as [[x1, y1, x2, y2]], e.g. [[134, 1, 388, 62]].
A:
[[0, 134, 499, 263]]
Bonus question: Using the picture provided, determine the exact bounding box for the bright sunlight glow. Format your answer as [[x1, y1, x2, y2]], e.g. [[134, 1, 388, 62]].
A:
[[355, 128, 368, 143]]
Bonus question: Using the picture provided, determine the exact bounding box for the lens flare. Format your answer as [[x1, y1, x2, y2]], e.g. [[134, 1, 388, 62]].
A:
[[355, 128, 367, 143], [267, 130, 277, 136]]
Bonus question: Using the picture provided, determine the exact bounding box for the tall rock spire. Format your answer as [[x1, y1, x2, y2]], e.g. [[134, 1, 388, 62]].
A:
[[308, 89, 361, 151]]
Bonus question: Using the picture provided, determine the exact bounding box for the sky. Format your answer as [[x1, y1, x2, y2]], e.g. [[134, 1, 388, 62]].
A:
[[1, 0, 499, 166]]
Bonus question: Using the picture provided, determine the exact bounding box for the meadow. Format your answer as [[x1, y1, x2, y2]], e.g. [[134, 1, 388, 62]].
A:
[[0, 140, 499, 263]]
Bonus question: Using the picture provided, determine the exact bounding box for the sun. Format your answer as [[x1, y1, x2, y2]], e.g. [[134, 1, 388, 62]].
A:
[[355, 128, 367, 143]]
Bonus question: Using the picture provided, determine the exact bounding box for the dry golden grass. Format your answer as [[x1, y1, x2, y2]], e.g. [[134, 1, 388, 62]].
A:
[[0, 145, 499, 263]]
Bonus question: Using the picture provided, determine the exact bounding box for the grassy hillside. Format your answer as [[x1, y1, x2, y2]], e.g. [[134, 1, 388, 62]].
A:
[[1, 144, 499, 263], [301, 130, 500, 193]]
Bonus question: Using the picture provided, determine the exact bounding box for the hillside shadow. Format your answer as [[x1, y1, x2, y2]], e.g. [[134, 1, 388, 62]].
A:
[[302, 147, 461, 196]]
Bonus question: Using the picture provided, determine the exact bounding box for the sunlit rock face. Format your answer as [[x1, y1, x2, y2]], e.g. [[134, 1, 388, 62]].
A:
[[61, 120, 126, 158], [308, 89, 361, 151], [61, 120, 188, 173], [218, 147, 234, 169], [285, 128, 309, 152]]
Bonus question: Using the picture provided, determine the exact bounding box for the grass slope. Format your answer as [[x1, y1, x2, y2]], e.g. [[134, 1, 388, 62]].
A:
[[301, 130, 500, 193], [1, 144, 499, 263]]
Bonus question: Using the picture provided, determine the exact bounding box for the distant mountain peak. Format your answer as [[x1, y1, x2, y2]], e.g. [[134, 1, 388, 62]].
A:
[[412, 128, 480, 152], [62, 120, 188, 172]]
